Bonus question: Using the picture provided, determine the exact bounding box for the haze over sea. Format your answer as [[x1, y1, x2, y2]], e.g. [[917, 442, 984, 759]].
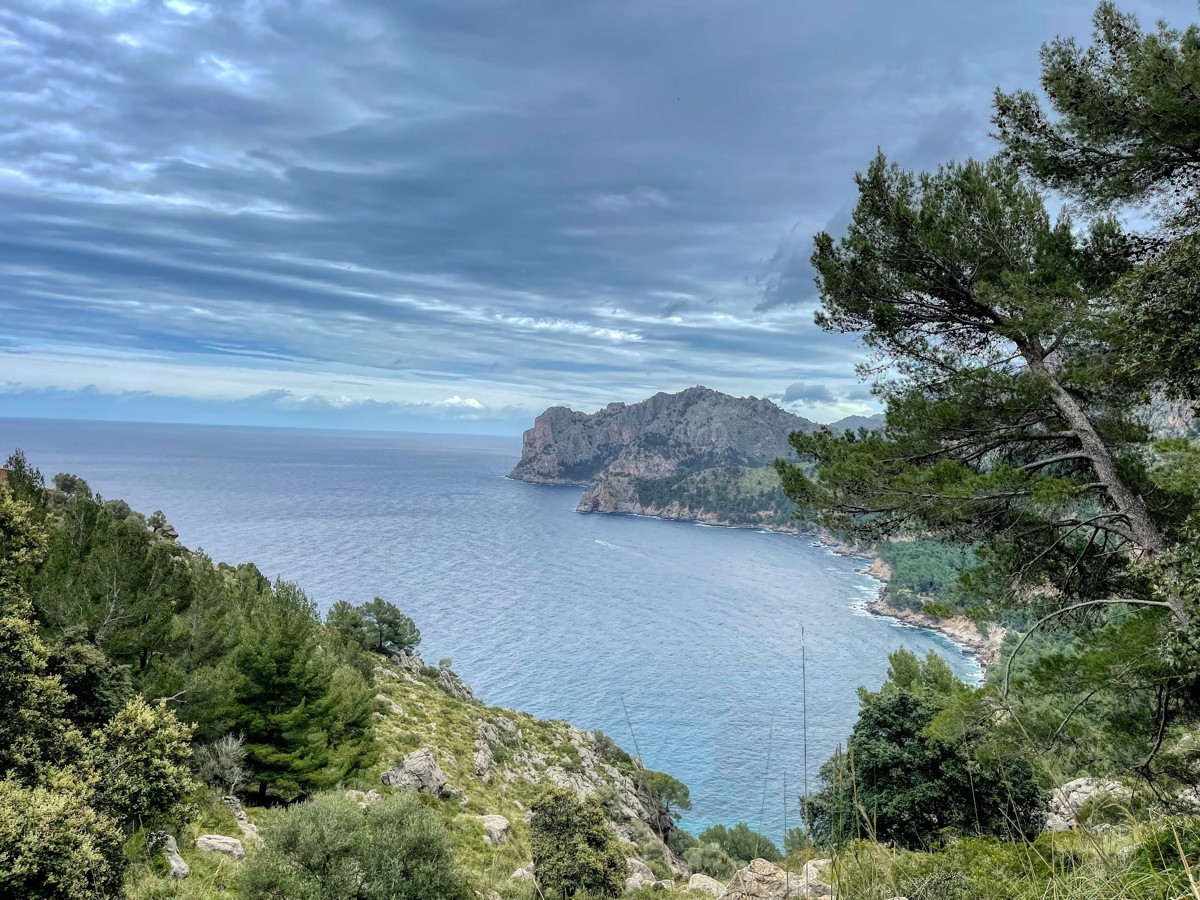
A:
[[2, 418, 979, 841]]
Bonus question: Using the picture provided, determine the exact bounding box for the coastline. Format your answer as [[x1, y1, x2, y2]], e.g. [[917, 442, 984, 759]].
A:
[[557, 483, 1003, 672]]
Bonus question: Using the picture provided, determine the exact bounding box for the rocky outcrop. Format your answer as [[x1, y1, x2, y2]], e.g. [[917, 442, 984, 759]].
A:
[[1047, 777, 1132, 831], [510, 387, 817, 486], [510, 864, 535, 882], [195, 834, 245, 861], [865, 596, 1008, 669], [723, 858, 832, 899], [381, 747, 451, 797], [222, 796, 258, 841], [152, 833, 189, 879], [688, 872, 726, 897], [438, 667, 475, 702], [479, 814, 511, 845]]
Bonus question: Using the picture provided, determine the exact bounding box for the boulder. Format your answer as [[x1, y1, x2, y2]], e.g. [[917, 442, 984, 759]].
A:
[[627, 858, 656, 881], [381, 747, 451, 797], [479, 814, 511, 845], [195, 834, 245, 861], [510, 864, 535, 882], [222, 795, 259, 840], [1046, 777, 1131, 831], [152, 833, 189, 879], [723, 857, 831, 899], [687, 872, 726, 897], [623, 858, 658, 893]]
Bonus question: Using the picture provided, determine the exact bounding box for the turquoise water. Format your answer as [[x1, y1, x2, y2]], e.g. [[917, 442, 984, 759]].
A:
[[0, 418, 979, 841]]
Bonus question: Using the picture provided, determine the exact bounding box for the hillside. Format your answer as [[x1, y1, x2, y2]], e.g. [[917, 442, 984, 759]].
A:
[[510, 386, 876, 530]]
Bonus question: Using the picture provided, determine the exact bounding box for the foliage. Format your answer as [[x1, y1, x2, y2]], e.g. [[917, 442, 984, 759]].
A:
[[682, 841, 739, 880], [637, 769, 691, 823], [360, 596, 420, 655], [239, 792, 469, 900], [993, 0, 1200, 402], [630, 466, 800, 527], [530, 786, 625, 899], [89, 696, 194, 833], [696, 822, 781, 864], [807, 651, 1046, 850], [0, 775, 126, 900], [224, 580, 377, 799], [47, 641, 133, 730]]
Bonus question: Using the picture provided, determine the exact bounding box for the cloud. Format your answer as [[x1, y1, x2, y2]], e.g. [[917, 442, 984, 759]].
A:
[[781, 382, 838, 405], [586, 187, 674, 213], [0, 0, 1131, 429]]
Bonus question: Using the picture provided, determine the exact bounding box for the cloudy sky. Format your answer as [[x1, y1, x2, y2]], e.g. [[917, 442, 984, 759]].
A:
[[1, 0, 1188, 433]]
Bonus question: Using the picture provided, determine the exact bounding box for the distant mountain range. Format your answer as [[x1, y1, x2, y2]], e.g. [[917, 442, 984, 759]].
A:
[[509, 386, 881, 529]]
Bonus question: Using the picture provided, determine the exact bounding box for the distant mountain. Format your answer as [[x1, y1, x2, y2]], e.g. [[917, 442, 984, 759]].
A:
[[508, 385, 817, 485], [510, 386, 848, 530], [829, 413, 885, 433]]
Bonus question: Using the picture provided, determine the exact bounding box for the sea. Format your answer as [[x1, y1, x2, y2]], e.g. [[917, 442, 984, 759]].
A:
[[0, 418, 980, 842]]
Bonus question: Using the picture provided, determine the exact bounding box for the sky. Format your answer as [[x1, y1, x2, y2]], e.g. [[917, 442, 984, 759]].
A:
[[1, 0, 1191, 434]]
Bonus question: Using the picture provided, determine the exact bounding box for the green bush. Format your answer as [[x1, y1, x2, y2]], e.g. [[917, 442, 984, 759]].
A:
[[0, 775, 125, 900], [696, 822, 781, 864], [682, 841, 738, 880], [530, 786, 625, 899], [240, 792, 468, 900]]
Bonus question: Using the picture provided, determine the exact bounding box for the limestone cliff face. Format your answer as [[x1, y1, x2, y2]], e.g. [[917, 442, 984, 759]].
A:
[[509, 386, 817, 485]]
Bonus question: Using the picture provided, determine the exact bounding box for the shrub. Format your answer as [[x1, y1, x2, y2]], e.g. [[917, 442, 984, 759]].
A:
[[193, 734, 251, 797], [0, 776, 125, 900], [683, 841, 739, 880], [697, 822, 781, 864], [240, 792, 468, 900], [530, 786, 625, 899], [89, 696, 195, 832]]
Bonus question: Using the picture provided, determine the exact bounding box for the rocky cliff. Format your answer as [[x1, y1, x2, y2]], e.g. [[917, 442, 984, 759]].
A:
[[510, 386, 878, 531], [509, 386, 817, 485]]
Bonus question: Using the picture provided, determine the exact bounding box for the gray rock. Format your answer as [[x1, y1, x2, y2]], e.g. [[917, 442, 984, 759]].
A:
[[510, 864, 535, 882], [687, 872, 726, 897], [626, 858, 656, 881], [1046, 777, 1131, 831], [625, 875, 652, 893], [346, 789, 381, 808], [152, 833, 189, 879], [195, 834, 245, 861], [222, 796, 258, 840], [479, 814, 511, 845], [724, 857, 831, 899], [381, 747, 451, 797], [438, 667, 475, 702]]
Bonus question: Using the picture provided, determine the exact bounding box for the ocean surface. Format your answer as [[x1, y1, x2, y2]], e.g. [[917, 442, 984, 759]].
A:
[[0, 418, 979, 842]]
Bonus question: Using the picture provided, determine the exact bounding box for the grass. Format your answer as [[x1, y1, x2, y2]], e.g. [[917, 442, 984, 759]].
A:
[[813, 819, 1200, 900]]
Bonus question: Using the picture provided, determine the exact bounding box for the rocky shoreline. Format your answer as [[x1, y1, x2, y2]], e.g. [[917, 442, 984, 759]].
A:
[[571, 497, 1005, 672], [808, 535, 1006, 671]]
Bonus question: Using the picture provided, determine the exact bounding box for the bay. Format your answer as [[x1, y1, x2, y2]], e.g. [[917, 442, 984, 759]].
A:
[[0, 417, 980, 842]]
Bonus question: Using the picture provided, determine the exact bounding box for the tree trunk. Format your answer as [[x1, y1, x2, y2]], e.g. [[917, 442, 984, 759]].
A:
[[1023, 350, 1165, 553], [1024, 349, 1185, 626]]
